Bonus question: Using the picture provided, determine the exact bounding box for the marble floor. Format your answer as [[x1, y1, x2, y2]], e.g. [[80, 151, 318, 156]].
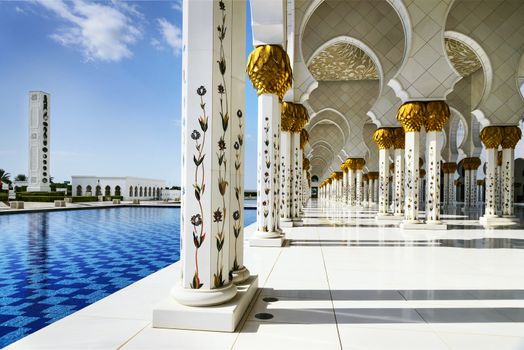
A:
[[7, 201, 524, 349]]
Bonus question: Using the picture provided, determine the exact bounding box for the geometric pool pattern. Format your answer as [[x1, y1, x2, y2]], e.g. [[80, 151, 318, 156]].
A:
[[0, 207, 256, 348]]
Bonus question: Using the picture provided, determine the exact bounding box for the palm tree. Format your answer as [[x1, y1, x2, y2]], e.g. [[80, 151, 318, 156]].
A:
[[0, 169, 11, 191], [15, 174, 27, 182]]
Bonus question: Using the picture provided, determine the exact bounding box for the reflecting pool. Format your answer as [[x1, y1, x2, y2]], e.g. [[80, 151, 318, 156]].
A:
[[0, 207, 256, 347]]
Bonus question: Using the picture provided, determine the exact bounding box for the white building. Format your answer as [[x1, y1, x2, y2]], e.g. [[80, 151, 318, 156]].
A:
[[27, 91, 51, 192], [71, 176, 166, 200]]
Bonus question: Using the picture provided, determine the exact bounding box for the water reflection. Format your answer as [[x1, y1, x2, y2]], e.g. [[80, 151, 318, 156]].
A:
[[27, 213, 49, 287]]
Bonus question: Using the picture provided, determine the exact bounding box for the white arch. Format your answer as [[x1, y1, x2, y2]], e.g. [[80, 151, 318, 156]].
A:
[[445, 31, 493, 109], [308, 107, 350, 140], [310, 140, 336, 154], [449, 107, 468, 153], [308, 119, 347, 146]]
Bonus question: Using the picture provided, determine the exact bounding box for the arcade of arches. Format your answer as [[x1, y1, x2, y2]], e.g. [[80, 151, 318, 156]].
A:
[[153, 0, 524, 344]]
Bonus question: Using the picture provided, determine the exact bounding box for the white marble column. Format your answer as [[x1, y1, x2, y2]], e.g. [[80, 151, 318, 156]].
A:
[[291, 134, 301, 219], [480, 126, 503, 220], [404, 131, 421, 223], [348, 169, 355, 206], [356, 168, 363, 206], [247, 44, 292, 240], [280, 129, 292, 222], [443, 171, 449, 206], [393, 147, 405, 216], [501, 126, 521, 216], [342, 166, 349, 205], [174, 0, 243, 306], [362, 175, 369, 205], [496, 151, 502, 215], [367, 177, 373, 206], [470, 164, 479, 207], [229, 0, 248, 282], [373, 177, 379, 204], [397, 102, 426, 224], [464, 168, 471, 207], [423, 102, 449, 224], [377, 148, 391, 216]]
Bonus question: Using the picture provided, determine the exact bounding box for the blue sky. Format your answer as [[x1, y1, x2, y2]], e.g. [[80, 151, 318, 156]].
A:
[[0, 0, 259, 189]]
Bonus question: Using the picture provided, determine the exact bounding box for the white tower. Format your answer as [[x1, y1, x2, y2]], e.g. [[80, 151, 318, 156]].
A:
[[27, 91, 51, 192]]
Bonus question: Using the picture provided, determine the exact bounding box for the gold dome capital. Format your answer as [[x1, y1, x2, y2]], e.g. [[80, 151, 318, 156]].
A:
[[246, 45, 292, 100], [424, 101, 450, 132], [373, 127, 395, 149], [480, 126, 503, 149], [501, 126, 522, 149], [396, 102, 425, 132]]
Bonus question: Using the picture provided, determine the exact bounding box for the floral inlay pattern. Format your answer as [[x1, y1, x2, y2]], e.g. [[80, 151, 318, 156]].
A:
[[214, 0, 228, 288], [445, 38, 482, 77], [190, 85, 208, 289], [308, 43, 378, 81]]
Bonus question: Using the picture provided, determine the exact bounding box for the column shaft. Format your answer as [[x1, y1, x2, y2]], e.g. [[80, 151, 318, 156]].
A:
[[378, 148, 390, 215], [485, 149, 498, 217], [280, 131, 292, 220], [356, 170, 363, 206], [256, 94, 281, 236], [426, 131, 441, 222], [394, 149, 404, 216], [502, 148, 515, 216], [404, 132, 420, 222]]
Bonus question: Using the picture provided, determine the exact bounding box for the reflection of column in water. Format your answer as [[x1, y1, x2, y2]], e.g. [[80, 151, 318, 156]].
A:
[[27, 213, 49, 287]]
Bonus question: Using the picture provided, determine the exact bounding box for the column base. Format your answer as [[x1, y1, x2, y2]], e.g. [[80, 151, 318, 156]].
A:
[[232, 266, 251, 284], [401, 221, 447, 230], [154, 276, 258, 332], [376, 214, 403, 221], [280, 219, 294, 228], [479, 215, 520, 226], [170, 282, 237, 307], [250, 231, 284, 247]]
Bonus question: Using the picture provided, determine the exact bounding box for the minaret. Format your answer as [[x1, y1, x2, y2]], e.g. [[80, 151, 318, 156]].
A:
[[27, 91, 51, 192]]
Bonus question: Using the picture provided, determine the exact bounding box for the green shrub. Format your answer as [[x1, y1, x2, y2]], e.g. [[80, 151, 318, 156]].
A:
[[65, 196, 99, 203], [16, 194, 65, 202], [0, 192, 7, 202], [110, 195, 123, 200]]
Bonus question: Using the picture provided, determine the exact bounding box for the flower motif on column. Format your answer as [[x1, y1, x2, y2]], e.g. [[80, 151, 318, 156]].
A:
[[397, 102, 425, 216], [479, 126, 503, 215]]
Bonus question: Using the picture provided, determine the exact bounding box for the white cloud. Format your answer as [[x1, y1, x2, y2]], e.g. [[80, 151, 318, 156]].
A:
[[150, 38, 165, 51], [37, 0, 143, 62], [15, 6, 26, 14], [157, 18, 182, 56], [171, 0, 182, 12]]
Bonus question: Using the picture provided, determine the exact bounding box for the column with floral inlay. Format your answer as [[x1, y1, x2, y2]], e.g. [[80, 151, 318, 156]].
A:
[[355, 159, 365, 206], [247, 45, 292, 240], [396, 102, 425, 224], [373, 128, 394, 217], [423, 101, 449, 224], [501, 126, 521, 217], [175, 0, 245, 306], [480, 126, 503, 219], [393, 127, 405, 217]]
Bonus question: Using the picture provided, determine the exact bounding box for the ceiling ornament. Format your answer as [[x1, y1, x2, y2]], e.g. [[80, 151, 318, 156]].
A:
[[308, 43, 378, 81], [445, 38, 482, 77]]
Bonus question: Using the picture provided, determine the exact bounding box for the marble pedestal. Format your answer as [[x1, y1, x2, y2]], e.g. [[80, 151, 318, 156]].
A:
[[153, 276, 258, 332], [400, 222, 448, 230], [479, 215, 520, 226], [250, 234, 284, 247]]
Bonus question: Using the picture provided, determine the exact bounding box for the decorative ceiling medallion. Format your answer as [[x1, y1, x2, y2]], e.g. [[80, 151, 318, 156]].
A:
[[445, 38, 482, 77], [308, 43, 378, 81]]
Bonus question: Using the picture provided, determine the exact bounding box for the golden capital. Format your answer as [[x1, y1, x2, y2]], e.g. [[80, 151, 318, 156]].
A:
[[327, 178, 332, 184], [389, 163, 395, 171], [442, 162, 457, 174], [373, 127, 395, 149], [497, 151, 502, 166], [335, 171, 343, 180], [396, 102, 425, 132], [501, 126, 522, 149], [419, 169, 426, 178], [300, 129, 309, 149], [303, 157, 310, 170], [477, 179, 485, 186], [246, 45, 292, 100], [424, 101, 450, 132], [419, 157, 424, 168], [461, 157, 481, 170], [362, 174, 369, 181], [368, 171, 379, 180], [281, 102, 309, 133], [392, 127, 405, 149], [340, 162, 348, 173], [480, 126, 503, 149]]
